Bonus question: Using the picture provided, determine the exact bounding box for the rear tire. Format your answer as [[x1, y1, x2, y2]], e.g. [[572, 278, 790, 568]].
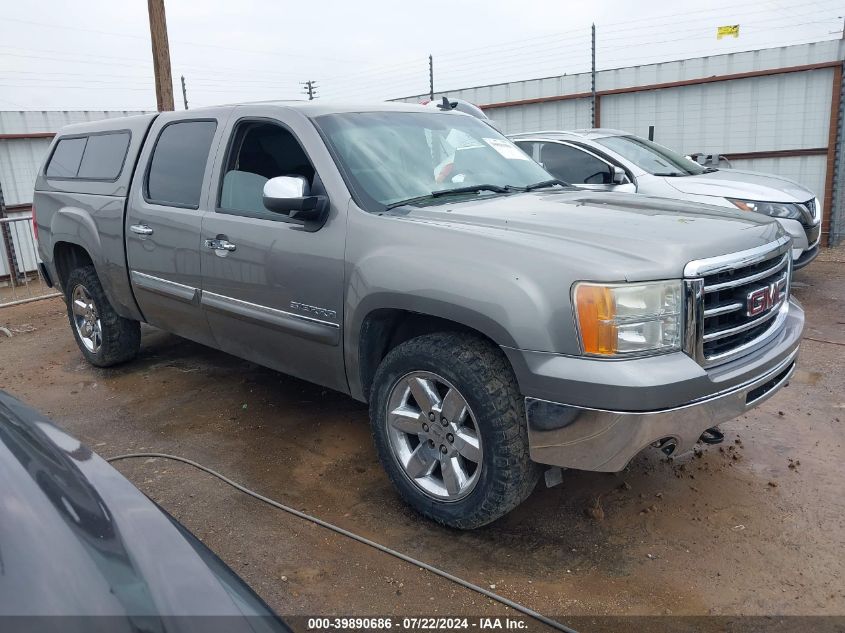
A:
[[65, 265, 140, 367], [370, 332, 540, 529]]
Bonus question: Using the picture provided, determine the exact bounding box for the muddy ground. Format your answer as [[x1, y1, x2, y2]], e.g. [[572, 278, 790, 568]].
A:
[[1, 257, 844, 625]]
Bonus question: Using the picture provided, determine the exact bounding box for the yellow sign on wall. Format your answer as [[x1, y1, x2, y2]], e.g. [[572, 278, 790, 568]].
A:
[[717, 25, 740, 39]]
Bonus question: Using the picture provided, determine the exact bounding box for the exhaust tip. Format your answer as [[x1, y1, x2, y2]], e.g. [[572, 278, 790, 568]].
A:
[[654, 437, 677, 456]]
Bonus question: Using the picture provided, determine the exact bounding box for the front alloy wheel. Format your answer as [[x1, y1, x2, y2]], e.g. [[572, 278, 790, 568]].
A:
[[386, 371, 483, 501], [369, 332, 540, 529]]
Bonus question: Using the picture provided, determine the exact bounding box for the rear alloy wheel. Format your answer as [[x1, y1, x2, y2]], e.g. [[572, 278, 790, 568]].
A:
[[370, 332, 540, 529], [65, 265, 141, 367], [71, 284, 103, 354]]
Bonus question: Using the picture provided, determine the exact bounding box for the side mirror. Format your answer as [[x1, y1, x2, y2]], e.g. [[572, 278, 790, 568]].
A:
[[262, 176, 328, 222], [611, 166, 627, 185]]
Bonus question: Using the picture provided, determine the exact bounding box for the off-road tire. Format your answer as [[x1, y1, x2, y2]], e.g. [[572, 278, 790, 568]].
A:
[[370, 332, 540, 529], [65, 265, 141, 367]]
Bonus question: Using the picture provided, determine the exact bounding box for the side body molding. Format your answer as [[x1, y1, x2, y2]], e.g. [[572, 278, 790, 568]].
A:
[[201, 292, 341, 346], [130, 271, 199, 304]]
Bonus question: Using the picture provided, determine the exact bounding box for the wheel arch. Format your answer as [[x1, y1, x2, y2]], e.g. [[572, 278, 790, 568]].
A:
[[349, 296, 519, 403]]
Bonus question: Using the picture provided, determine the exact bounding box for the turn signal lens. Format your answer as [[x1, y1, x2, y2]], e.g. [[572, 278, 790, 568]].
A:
[[574, 284, 617, 354], [573, 281, 683, 357]]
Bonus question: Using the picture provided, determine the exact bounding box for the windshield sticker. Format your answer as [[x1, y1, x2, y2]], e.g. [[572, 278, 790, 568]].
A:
[[484, 138, 529, 160]]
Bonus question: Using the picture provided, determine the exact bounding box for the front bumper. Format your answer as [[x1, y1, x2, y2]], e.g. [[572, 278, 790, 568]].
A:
[[777, 217, 820, 266], [514, 298, 804, 472], [793, 244, 820, 270]]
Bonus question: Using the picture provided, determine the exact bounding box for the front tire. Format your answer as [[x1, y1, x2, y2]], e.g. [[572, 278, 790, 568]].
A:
[[370, 332, 540, 529], [65, 265, 141, 367]]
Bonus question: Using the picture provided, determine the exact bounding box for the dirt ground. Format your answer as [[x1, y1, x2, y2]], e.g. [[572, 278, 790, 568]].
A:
[[1, 258, 844, 624]]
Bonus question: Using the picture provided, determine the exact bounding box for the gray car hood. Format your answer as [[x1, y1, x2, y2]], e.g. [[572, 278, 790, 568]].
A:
[[394, 189, 783, 281], [662, 168, 814, 202]]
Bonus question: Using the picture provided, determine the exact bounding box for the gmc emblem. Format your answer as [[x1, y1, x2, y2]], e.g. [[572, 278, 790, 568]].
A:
[[746, 277, 786, 317]]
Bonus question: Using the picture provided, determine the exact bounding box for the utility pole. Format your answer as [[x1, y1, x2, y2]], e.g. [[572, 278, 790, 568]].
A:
[[181, 75, 188, 109], [301, 80, 318, 100], [147, 0, 175, 111], [429, 54, 434, 100], [591, 23, 597, 128]]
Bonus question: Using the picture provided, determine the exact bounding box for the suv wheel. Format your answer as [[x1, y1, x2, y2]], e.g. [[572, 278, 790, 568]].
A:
[[65, 265, 141, 367], [370, 332, 539, 529]]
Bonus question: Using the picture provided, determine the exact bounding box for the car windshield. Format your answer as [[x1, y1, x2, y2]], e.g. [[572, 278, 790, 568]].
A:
[[314, 111, 554, 211], [595, 135, 705, 176]]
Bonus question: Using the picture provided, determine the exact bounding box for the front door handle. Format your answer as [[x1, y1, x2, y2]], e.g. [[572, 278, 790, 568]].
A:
[[130, 224, 154, 236], [204, 238, 237, 252]]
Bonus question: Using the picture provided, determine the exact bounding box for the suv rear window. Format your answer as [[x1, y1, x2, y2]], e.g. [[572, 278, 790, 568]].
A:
[[45, 132, 131, 180], [145, 120, 217, 209]]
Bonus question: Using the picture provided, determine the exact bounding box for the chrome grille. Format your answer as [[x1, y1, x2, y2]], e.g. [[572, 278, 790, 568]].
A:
[[684, 236, 792, 367]]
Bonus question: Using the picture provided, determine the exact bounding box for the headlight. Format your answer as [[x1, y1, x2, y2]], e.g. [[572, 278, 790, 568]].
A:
[[573, 280, 683, 356], [727, 198, 804, 220]]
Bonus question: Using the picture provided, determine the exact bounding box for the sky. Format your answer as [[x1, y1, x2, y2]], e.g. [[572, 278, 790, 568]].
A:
[[0, 0, 842, 111]]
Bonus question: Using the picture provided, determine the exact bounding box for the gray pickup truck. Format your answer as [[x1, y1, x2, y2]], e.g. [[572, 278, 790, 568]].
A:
[[34, 102, 803, 528]]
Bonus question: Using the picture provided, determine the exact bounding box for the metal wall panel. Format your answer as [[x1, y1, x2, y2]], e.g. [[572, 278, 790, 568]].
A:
[[596, 40, 843, 92], [486, 99, 591, 134], [397, 41, 844, 105], [599, 69, 834, 154], [0, 110, 149, 134], [0, 138, 53, 206], [729, 156, 828, 206]]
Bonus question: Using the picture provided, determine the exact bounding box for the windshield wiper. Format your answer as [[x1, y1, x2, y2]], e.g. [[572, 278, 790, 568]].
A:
[[523, 178, 569, 191], [703, 167, 719, 173], [653, 172, 687, 177], [383, 194, 440, 211], [431, 184, 512, 197], [382, 185, 512, 212]]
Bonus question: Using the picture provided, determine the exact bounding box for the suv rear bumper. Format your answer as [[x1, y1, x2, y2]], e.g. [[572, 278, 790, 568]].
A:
[[506, 298, 803, 472]]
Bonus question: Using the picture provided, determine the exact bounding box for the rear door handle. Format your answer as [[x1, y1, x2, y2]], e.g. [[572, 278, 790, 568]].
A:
[[204, 238, 237, 252], [130, 224, 154, 236]]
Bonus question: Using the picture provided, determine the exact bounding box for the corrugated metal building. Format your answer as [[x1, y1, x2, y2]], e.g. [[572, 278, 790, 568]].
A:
[[399, 40, 845, 245], [0, 110, 149, 280]]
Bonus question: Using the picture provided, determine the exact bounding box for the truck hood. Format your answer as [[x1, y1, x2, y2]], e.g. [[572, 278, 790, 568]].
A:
[[662, 168, 815, 202], [392, 189, 783, 281]]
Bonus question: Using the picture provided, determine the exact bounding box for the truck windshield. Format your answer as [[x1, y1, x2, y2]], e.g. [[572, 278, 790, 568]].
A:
[[595, 135, 705, 177], [314, 111, 553, 211]]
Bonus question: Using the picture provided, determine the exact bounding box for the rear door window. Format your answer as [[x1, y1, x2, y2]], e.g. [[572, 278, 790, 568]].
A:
[[146, 120, 218, 208], [46, 137, 87, 177], [77, 132, 131, 180]]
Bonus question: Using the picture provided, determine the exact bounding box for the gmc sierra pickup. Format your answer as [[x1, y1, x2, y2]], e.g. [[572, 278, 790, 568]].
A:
[[34, 102, 803, 528]]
